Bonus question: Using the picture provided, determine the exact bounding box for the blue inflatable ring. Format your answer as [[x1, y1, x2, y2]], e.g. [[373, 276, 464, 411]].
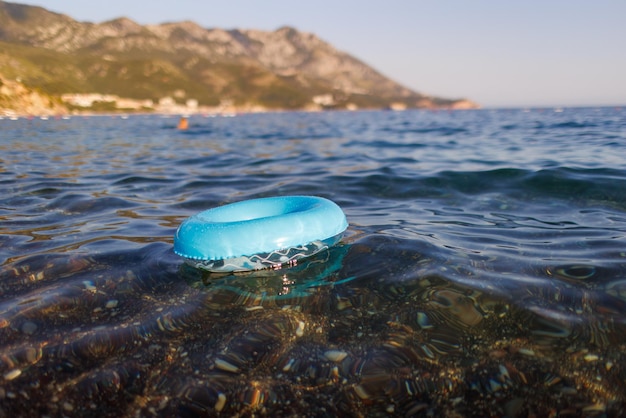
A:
[[174, 196, 348, 272]]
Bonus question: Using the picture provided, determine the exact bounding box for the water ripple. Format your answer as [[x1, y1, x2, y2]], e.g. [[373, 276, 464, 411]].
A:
[[1, 108, 626, 415]]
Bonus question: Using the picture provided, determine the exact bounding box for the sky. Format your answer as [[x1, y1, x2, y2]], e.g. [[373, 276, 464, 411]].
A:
[[18, 0, 626, 108]]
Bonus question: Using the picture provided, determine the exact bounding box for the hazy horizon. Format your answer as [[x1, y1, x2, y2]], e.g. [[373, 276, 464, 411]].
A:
[[15, 0, 626, 108]]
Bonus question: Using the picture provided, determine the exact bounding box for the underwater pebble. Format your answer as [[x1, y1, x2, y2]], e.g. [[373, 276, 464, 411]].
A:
[[83, 280, 96, 292], [489, 379, 502, 392], [24, 347, 41, 364], [336, 298, 352, 310], [282, 358, 295, 372], [517, 348, 535, 356], [544, 375, 561, 387], [215, 393, 226, 412], [215, 358, 240, 373], [295, 321, 305, 337], [324, 350, 348, 363], [498, 364, 510, 380], [561, 387, 578, 395], [353, 385, 370, 399], [417, 312, 433, 329], [3, 369, 21, 381], [105, 300, 118, 309], [21, 321, 37, 335], [582, 403, 605, 413]]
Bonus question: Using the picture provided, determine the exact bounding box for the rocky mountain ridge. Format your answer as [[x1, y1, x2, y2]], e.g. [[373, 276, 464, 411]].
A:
[[0, 1, 478, 114]]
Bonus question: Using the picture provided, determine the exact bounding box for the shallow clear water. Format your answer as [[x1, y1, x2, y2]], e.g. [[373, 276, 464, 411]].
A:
[[1, 108, 626, 416]]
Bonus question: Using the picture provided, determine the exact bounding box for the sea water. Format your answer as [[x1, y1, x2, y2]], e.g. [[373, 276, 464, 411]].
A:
[[1, 108, 626, 416]]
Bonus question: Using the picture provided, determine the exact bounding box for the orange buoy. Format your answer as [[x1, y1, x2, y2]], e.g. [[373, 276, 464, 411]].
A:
[[177, 116, 189, 130]]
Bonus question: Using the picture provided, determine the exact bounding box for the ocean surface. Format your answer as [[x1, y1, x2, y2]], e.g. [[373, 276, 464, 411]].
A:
[[1, 107, 626, 417]]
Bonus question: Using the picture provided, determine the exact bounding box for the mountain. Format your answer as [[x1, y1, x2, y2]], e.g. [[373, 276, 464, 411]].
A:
[[0, 1, 478, 114]]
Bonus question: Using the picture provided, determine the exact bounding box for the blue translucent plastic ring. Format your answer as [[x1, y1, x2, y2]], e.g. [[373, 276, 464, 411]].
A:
[[174, 196, 348, 272]]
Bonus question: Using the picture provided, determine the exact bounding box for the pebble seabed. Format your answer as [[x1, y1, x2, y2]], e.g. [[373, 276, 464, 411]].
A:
[[1, 237, 625, 417]]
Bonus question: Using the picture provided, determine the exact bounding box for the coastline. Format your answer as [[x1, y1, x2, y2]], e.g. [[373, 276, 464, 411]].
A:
[[0, 75, 479, 118]]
